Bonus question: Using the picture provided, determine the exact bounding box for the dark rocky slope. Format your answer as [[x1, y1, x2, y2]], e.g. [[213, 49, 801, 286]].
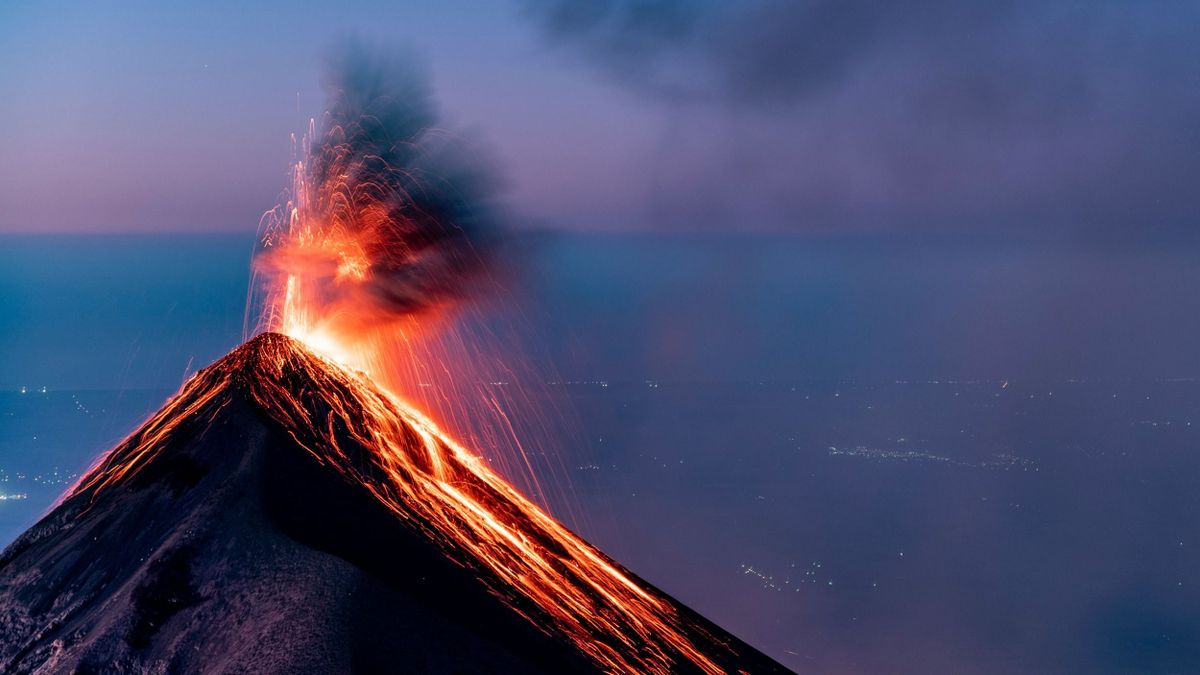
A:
[[0, 334, 788, 674]]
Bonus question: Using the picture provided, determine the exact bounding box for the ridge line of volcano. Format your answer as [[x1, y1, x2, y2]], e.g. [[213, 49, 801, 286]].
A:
[[4, 332, 788, 674]]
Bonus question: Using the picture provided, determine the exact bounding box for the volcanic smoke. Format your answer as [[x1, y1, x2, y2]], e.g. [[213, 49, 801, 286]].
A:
[[251, 41, 498, 372]]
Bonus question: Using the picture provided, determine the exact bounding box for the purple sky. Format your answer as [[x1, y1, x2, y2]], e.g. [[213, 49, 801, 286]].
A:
[[0, 1, 663, 233], [2, 1, 1198, 236]]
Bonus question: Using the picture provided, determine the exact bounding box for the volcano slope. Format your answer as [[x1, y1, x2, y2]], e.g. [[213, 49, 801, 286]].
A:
[[0, 333, 788, 674]]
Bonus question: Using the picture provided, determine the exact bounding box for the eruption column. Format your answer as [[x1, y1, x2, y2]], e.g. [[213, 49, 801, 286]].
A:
[[237, 43, 737, 673]]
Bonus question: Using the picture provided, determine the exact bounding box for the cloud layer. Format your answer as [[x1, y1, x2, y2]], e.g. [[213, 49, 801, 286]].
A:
[[527, 1, 1200, 234]]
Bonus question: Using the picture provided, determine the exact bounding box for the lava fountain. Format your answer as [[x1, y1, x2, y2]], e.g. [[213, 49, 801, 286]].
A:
[[248, 44, 575, 512], [250, 42, 495, 375], [238, 44, 735, 673]]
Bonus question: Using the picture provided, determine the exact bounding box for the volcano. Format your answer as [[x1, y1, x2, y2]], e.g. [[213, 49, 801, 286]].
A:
[[0, 333, 787, 674]]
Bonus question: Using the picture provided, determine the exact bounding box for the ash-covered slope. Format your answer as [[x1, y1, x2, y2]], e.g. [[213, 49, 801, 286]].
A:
[[0, 333, 788, 674]]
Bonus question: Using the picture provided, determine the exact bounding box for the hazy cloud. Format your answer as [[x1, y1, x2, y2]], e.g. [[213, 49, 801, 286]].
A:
[[526, 1, 1200, 234]]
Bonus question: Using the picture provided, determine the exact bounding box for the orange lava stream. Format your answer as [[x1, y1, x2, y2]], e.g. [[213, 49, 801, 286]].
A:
[[189, 106, 737, 671], [258, 337, 729, 674], [72, 335, 730, 673]]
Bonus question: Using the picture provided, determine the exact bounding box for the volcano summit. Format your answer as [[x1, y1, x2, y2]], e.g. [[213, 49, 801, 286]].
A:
[[0, 333, 786, 674]]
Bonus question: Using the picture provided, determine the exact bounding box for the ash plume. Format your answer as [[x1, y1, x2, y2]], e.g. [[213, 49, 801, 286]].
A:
[[255, 40, 499, 331]]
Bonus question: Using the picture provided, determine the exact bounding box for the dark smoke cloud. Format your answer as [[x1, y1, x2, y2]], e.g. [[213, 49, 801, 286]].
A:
[[525, 1, 1200, 235], [257, 40, 499, 328]]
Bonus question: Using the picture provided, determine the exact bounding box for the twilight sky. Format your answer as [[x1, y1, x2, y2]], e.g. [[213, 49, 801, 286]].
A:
[[4, 12, 1200, 670], [2, 1, 1198, 236]]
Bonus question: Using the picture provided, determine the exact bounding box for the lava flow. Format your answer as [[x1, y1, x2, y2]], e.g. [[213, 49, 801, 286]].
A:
[[74, 333, 746, 673], [226, 45, 741, 673]]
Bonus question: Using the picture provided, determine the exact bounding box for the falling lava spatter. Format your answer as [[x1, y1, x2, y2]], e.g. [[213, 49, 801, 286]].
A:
[[73, 334, 775, 673], [220, 46, 765, 673]]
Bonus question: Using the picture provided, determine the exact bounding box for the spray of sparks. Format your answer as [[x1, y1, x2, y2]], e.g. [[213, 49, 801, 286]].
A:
[[246, 43, 579, 512], [157, 44, 742, 672]]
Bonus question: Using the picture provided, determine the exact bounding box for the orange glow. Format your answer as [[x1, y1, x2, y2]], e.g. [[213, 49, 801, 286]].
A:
[[250, 123, 469, 379], [197, 119, 734, 671], [73, 334, 735, 674], [246, 117, 580, 517]]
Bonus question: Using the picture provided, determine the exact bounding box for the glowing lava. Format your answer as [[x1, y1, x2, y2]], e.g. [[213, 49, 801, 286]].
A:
[[73, 334, 742, 674], [241, 152, 732, 671], [183, 45, 758, 672]]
